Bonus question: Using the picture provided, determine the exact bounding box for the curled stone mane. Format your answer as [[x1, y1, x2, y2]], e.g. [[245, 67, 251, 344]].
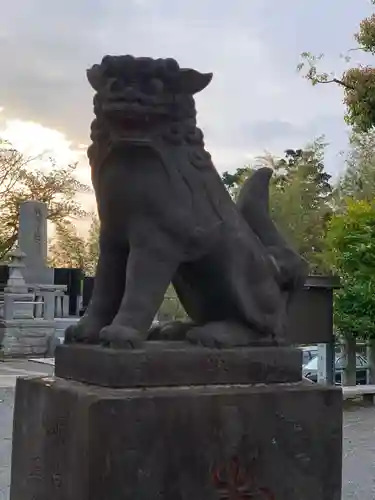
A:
[[87, 55, 214, 171]]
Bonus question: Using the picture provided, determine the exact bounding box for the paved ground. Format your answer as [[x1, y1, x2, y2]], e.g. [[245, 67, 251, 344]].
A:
[[0, 361, 374, 499], [0, 360, 53, 500]]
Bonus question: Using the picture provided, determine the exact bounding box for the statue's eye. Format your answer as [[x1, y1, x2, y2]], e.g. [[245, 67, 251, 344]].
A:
[[145, 78, 164, 95], [108, 79, 123, 92]]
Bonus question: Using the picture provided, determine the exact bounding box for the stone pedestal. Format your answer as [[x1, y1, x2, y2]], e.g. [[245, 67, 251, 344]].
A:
[[55, 343, 302, 387], [10, 343, 342, 500], [0, 319, 55, 357], [3, 292, 35, 320], [0, 246, 56, 357]]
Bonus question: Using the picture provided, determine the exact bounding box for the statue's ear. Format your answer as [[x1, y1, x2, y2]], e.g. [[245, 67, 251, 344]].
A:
[[87, 64, 105, 92], [172, 69, 213, 94]]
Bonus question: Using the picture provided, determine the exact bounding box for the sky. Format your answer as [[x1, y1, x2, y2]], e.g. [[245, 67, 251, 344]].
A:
[[0, 0, 374, 188]]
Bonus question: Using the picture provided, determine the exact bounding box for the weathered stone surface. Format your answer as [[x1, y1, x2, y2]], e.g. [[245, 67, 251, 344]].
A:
[[18, 201, 54, 285], [66, 55, 308, 350], [0, 320, 55, 357], [55, 343, 302, 388], [10, 377, 342, 500]]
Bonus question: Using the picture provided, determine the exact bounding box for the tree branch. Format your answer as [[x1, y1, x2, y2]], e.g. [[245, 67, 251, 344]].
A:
[[316, 77, 356, 90]]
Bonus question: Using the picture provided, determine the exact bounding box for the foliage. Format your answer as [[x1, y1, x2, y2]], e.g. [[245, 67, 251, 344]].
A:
[[0, 139, 29, 195], [325, 199, 375, 339], [157, 285, 188, 322], [48, 214, 100, 276], [0, 138, 91, 258], [222, 138, 332, 272], [298, 4, 375, 132], [0, 139, 34, 256], [333, 277, 375, 339], [335, 129, 375, 204], [85, 215, 100, 276], [221, 167, 252, 199]]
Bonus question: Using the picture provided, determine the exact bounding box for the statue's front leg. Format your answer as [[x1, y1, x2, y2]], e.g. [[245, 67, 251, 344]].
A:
[[65, 234, 127, 344], [100, 246, 179, 349]]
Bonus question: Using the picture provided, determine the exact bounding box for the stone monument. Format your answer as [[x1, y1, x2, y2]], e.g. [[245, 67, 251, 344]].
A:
[[0, 202, 69, 357], [18, 200, 54, 285], [0, 246, 55, 357], [10, 56, 342, 499]]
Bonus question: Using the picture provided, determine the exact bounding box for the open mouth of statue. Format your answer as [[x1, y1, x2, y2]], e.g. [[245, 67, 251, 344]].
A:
[[102, 100, 168, 143]]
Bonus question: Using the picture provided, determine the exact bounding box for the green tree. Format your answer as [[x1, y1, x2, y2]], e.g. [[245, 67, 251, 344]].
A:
[[325, 199, 375, 339], [222, 138, 332, 272], [298, 1, 375, 132], [335, 129, 375, 204], [221, 167, 253, 199], [0, 139, 35, 256], [157, 285, 188, 322], [85, 215, 100, 276], [48, 214, 100, 276], [0, 139, 91, 258]]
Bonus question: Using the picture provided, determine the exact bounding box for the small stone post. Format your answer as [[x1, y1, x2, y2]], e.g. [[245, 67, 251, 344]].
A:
[[4, 246, 34, 319], [5, 246, 28, 293]]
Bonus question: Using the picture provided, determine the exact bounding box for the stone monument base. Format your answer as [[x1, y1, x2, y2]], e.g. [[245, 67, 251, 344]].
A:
[[10, 345, 342, 500], [0, 319, 55, 357], [55, 342, 302, 387]]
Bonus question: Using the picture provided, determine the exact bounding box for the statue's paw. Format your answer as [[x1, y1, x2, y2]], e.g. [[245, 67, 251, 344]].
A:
[[99, 324, 143, 349], [64, 318, 103, 345], [187, 321, 277, 348], [148, 320, 195, 341]]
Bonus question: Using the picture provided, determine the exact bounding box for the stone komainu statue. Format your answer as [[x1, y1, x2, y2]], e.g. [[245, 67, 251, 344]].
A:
[[65, 55, 308, 349]]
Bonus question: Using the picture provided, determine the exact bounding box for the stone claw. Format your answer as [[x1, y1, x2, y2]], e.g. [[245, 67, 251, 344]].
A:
[[64, 318, 104, 345], [99, 324, 143, 349]]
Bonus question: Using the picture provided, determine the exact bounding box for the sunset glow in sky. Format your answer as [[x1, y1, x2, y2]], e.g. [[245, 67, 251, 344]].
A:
[[0, 115, 90, 185], [0, 0, 374, 180]]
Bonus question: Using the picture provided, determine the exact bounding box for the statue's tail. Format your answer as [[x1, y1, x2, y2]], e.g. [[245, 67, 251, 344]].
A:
[[236, 167, 308, 290]]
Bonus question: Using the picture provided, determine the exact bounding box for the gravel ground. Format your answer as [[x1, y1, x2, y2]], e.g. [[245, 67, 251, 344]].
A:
[[0, 388, 14, 500], [0, 380, 374, 499], [342, 403, 375, 499]]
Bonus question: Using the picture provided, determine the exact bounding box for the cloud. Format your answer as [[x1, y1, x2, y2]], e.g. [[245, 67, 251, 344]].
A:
[[1, 120, 81, 164], [0, 0, 372, 175], [0, 119, 92, 190]]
